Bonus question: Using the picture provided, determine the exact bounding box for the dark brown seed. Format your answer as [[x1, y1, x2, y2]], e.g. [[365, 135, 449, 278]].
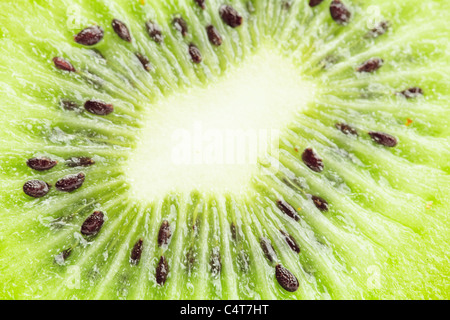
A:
[[219, 5, 243, 28], [330, 0, 351, 25], [66, 157, 95, 168], [369, 132, 398, 147], [399, 87, 424, 99], [365, 21, 390, 38], [206, 25, 223, 46], [275, 264, 299, 292], [61, 100, 79, 111], [335, 123, 358, 136], [135, 52, 151, 71], [112, 19, 132, 42], [156, 256, 169, 286], [62, 248, 72, 260], [282, 1, 292, 10], [80, 211, 104, 236], [302, 148, 324, 172], [311, 195, 329, 212], [53, 57, 76, 72], [192, 218, 200, 234], [145, 21, 163, 43], [280, 230, 300, 254], [309, 0, 324, 7], [173, 17, 188, 37], [158, 220, 172, 247], [74, 25, 104, 46], [260, 237, 277, 263], [23, 180, 50, 198], [210, 247, 222, 276], [357, 58, 384, 73], [54, 248, 72, 265], [55, 172, 85, 192], [130, 238, 144, 265], [194, 0, 206, 9], [230, 222, 237, 242], [84, 100, 114, 115], [277, 200, 300, 221], [27, 157, 57, 171], [189, 44, 202, 64]]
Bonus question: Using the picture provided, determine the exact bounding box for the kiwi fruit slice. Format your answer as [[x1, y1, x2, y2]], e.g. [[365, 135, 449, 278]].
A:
[[0, 0, 448, 300]]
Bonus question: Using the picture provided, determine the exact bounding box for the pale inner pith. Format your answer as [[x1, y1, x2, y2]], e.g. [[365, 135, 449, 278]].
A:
[[127, 48, 315, 201]]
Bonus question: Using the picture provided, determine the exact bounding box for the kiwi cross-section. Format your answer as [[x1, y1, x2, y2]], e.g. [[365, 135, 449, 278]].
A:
[[0, 0, 449, 300]]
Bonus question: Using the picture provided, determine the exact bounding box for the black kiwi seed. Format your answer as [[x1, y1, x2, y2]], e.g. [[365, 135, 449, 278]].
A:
[[74, 25, 104, 46], [260, 237, 277, 263], [335, 123, 358, 136], [55, 172, 85, 192], [365, 21, 390, 38], [62, 248, 72, 260], [369, 132, 398, 147], [54, 248, 72, 265], [330, 0, 351, 25], [399, 87, 424, 99], [357, 58, 384, 73], [156, 256, 169, 286], [309, 0, 324, 7], [280, 230, 300, 254], [112, 19, 132, 42], [52, 57, 76, 72], [302, 148, 324, 172], [23, 180, 50, 198], [173, 16, 188, 37], [219, 5, 243, 28], [135, 52, 152, 71], [66, 157, 95, 168], [84, 100, 114, 115], [194, 0, 206, 9], [145, 21, 163, 43], [206, 25, 223, 46], [210, 247, 222, 276], [158, 220, 172, 247], [311, 195, 329, 212], [188, 44, 202, 64], [27, 157, 57, 171], [230, 222, 237, 242], [192, 218, 200, 234], [277, 199, 300, 221], [60, 248, 72, 260], [80, 211, 104, 236], [130, 238, 144, 265], [60, 100, 80, 111], [275, 264, 299, 292], [282, 1, 292, 10]]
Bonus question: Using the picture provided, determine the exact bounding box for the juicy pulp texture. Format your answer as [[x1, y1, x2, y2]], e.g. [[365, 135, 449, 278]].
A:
[[0, 0, 449, 300]]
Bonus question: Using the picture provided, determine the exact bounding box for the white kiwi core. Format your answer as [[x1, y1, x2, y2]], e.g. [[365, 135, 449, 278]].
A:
[[127, 48, 315, 201]]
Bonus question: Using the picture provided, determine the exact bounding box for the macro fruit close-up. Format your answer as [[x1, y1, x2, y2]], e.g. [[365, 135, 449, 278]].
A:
[[0, 0, 448, 300]]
